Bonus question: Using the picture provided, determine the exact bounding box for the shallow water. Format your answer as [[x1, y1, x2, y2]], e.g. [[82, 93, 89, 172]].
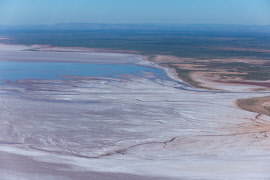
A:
[[0, 61, 167, 81]]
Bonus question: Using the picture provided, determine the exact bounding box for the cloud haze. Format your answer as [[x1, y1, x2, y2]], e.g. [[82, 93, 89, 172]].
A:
[[0, 0, 269, 25]]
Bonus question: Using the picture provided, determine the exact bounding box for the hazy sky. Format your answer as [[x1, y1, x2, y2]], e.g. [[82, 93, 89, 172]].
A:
[[0, 0, 270, 25]]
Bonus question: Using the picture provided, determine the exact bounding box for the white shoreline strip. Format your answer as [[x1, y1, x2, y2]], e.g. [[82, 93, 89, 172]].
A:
[[136, 55, 183, 83]]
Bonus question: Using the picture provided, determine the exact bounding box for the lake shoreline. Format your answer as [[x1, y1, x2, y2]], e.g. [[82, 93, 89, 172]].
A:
[[1, 43, 270, 179]]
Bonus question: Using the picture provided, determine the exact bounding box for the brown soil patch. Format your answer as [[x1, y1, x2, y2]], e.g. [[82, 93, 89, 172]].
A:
[[237, 97, 270, 117], [216, 81, 270, 88]]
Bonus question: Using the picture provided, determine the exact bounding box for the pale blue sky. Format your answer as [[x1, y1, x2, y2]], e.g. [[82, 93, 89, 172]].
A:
[[0, 0, 270, 25]]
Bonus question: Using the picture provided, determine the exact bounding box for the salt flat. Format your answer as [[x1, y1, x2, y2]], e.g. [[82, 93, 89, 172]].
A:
[[0, 44, 270, 180]]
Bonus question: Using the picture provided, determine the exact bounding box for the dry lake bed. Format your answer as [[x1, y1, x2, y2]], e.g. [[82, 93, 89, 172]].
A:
[[0, 44, 270, 180]]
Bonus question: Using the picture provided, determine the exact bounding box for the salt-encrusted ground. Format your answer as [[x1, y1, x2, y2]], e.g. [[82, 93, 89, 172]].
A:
[[0, 44, 270, 180]]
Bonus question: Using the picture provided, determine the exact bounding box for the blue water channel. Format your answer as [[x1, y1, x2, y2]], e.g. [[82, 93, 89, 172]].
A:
[[0, 61, 167, 81]]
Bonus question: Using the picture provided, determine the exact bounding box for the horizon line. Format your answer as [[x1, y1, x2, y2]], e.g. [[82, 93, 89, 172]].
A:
[[1, 23, 270, 26]]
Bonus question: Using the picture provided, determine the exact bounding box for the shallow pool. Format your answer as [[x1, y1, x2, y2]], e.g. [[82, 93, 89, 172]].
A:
[[0, 61, 167, 81]]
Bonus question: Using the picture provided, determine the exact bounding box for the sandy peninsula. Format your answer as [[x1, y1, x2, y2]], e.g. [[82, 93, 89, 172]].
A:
[[144, 54, 270, 91], [237, 96, 270, 117]]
